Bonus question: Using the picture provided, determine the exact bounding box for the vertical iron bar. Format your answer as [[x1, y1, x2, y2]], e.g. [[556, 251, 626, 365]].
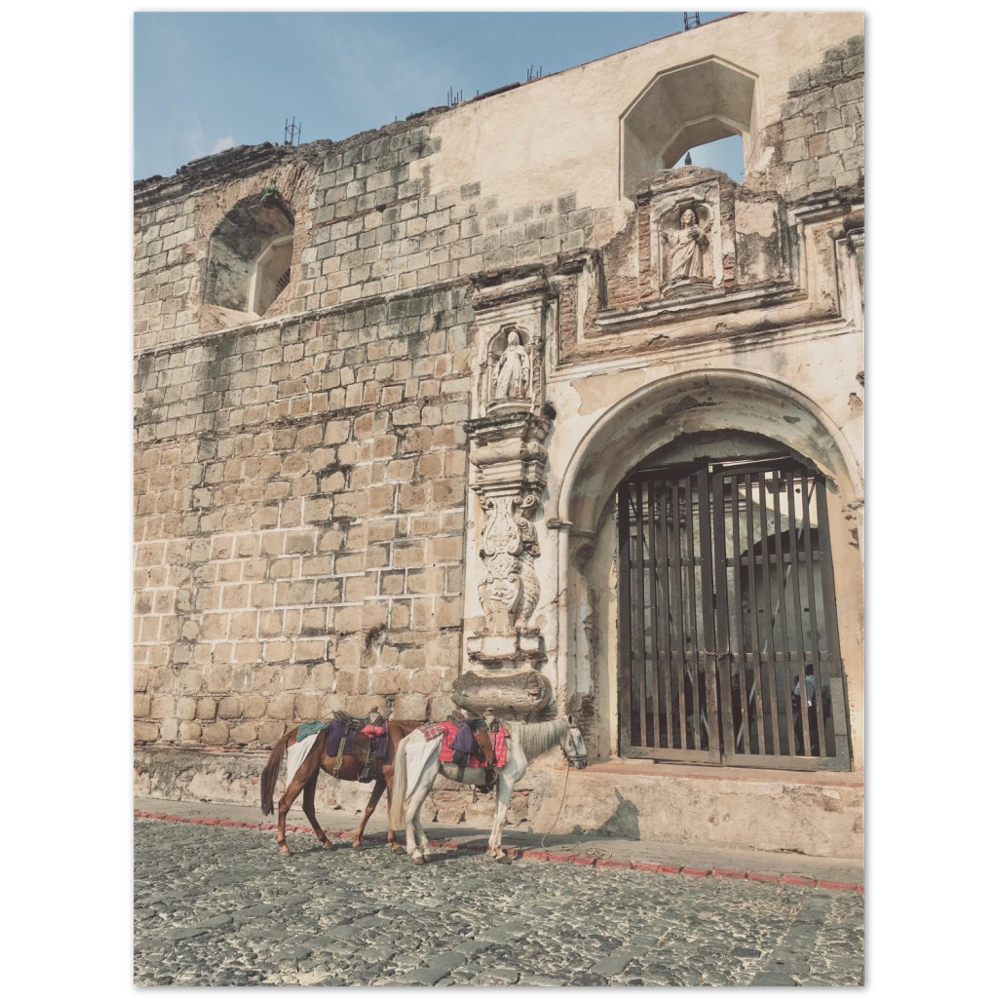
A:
[[743, 473, 767, 753], [697, 466, 718, 755], [815, 481, 848, 759], [671, 478, 687, 750], [785, 469, 811, 755], [770, 470, 795, 754], [646, 478, 662, 749], [712, 467, 735, 758], [800, 470, 828, 757], [730, 472, 752, 754], [660, 479, 676, 749], [633, 482, 649, 749], [757, 470, 781, 751], [617, 484, 634, 753], [684, 475, 702, 749]]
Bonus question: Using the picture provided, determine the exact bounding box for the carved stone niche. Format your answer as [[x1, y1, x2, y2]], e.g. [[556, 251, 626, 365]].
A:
[[635, 168, 732, 300], [484, 325, 539, 414], [470, 268, 548, 419], [656, 200, 715, 294]]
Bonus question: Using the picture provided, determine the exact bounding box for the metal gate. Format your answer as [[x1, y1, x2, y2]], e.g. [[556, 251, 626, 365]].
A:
[[617, 456, 851, 771]]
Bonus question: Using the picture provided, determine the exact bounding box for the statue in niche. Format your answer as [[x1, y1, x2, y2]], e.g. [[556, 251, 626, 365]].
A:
[[492, 330, 529, 401], [661, 206, 711, 290]]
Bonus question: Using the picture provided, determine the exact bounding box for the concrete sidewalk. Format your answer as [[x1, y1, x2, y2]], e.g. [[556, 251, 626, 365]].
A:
[[134, 797, 864, 892]]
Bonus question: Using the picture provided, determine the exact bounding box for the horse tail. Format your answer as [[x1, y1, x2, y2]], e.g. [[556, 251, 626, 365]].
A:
[[388, 731, 410, 832], [260, 728, 296, 816]]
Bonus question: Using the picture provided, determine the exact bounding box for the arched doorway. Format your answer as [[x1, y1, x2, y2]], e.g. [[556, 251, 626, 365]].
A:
[[616, 433, 850, 771], [557, 371, 862, 773]]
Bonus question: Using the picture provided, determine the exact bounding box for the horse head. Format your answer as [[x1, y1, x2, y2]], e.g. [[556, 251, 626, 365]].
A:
[[563, 716, 589, 769]]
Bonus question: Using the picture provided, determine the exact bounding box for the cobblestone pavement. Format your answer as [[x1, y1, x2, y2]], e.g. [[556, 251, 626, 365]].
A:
[[134, 818, 864, 986]]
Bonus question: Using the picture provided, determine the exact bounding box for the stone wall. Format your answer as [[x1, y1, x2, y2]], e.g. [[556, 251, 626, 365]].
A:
[[134, 284, 474, 746]]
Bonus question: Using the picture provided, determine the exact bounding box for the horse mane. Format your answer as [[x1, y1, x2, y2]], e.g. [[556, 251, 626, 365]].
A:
[[507, 718, 569, 761]]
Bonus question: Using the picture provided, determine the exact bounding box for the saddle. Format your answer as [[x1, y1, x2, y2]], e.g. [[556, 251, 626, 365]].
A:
[[325, 710, 387, 783], [446, 715, 502, 792]]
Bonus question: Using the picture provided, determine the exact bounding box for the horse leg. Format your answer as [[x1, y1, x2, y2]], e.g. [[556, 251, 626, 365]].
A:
[[275, 771, 309, 854], [301, 772, 334, 850], [352, 777, 386, 849], [487, 763, 523, 862], [385, 775, 405, 853], [404, 763, 435, 864]]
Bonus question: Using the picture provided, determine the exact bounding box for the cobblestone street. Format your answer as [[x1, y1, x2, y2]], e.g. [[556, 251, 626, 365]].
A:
[[134, 818, 864, 986]]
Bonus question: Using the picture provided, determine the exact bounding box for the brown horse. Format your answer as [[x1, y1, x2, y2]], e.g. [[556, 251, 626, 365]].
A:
[[260, 717, 423, 854]]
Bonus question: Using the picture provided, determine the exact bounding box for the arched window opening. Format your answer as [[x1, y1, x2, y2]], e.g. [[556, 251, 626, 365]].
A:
[[621, 57, 756, 199], [671, 134, 745, 182], [204, 191, 295, 319]]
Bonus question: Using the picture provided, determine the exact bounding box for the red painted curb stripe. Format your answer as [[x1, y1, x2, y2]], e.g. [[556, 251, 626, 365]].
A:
[[713, 868, 748, 879], [133, 812, 863, 891], [781, 875, 818, 887]]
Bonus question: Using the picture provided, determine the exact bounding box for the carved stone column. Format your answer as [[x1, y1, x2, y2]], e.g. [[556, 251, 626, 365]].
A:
[[455, 268, 555, 719]]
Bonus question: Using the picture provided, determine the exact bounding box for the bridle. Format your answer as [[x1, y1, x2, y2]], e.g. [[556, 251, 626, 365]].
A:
[[562, 722, 589, 768]]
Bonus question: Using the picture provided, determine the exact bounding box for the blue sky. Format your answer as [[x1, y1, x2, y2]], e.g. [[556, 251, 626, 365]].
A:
[[134, 11, 740, 182]]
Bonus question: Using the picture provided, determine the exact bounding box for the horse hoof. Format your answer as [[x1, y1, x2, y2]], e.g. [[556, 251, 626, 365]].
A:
[[496, 854, 513, 865], [322, 840, 334, 851], [352, 841, 363, 851], [391, 843, 405, 854], [278, 846, 290, 855], [412, 855, 425, 865]]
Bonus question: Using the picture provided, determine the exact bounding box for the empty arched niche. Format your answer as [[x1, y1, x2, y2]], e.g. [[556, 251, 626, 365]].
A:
[[621, 57, 757, 199], [204, 191, 295, 318]]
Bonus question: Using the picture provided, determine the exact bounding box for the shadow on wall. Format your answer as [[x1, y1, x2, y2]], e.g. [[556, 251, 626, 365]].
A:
[[573, 790, 641, 841]]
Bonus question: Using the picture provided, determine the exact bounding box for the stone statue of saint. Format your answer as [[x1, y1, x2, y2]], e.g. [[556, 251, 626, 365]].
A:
[[662, 207, 710, 287], [493, 331, 529, 400]]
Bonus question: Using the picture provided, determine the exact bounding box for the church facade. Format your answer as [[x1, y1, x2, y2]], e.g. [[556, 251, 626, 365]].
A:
[[134, 11, 864, 857]]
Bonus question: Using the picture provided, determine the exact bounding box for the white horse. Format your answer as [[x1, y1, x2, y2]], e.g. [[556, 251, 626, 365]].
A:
[[389, 717, 588, 864]]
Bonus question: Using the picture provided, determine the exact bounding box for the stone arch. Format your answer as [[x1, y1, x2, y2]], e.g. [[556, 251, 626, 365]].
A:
[[560, 370, 861, 534], [556, 370, 863, 765]]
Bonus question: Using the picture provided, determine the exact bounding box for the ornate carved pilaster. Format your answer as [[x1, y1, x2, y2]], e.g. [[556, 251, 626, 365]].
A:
[[464, 411, 552, 678], [458, 270, 556, 718]]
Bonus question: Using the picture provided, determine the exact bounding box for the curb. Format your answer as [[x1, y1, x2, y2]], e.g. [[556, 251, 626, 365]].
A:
[[134, 810, 863, 894]]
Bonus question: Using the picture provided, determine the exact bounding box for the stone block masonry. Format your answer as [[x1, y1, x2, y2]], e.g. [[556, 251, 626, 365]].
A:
[[134, 283, 476, 749]]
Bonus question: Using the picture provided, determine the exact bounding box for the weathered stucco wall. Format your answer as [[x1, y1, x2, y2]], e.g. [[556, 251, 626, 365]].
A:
[[134, 12, 864, 858]]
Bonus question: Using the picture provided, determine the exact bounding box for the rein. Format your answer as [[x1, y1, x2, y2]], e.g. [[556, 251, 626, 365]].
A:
[[539, 725, 587, 848]]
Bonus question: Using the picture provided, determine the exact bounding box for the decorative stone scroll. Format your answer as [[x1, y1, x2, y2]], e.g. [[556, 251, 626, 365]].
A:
[[478, 492, 541, 634]]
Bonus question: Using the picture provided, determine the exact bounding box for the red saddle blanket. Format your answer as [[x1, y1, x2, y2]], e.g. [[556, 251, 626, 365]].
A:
[[420, 721, 509, 769]]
